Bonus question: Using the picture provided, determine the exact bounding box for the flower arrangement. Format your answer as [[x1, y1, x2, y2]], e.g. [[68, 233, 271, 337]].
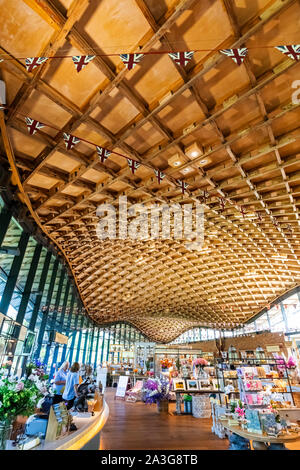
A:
[[234, 406, 245, 418], [193, 358, 208, 367], [25, 359, 49, 381], [286, 356, 297, 369], [0, 368, 45, 425], [160, 358, 173, 369], [146, 371, 154, 377], [142, 377, 171, 404]]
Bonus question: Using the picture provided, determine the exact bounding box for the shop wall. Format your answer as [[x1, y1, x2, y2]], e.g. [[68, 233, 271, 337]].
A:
[[190, 332, 288, 356]]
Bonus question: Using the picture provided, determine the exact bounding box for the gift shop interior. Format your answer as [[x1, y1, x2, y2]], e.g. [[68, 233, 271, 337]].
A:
[[1, 0, 300, 453]]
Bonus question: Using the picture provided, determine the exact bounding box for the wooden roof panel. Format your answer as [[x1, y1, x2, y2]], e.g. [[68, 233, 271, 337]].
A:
[[168, 0, 234, 55], [77, 0, 152, 63], [128, 51, 183, 105], [197, 60, 251, 109], [124, 121, 164, 154], [157, 88, 205, 133], [43, 43, 106, 107], [46, 151, 80, 173], [19, 89, 72, 132], [0, 0, 55, 56], [89, 92, 140, 134], [231, 0, 272, 28], [8, 127, 46, 158], [27, 172, 59, 190], [1, 0, 299, 342]]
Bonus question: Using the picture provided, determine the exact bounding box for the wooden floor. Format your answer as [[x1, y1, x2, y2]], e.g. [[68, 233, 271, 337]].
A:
[[100, 388, 300, 450], [100, 388, 229, 450]]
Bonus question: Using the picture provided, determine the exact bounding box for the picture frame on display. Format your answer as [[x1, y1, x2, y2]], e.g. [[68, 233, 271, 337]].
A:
[[198, 379, 211, 390], [172, 378, 186, 391], [186, 379, 199, 391]]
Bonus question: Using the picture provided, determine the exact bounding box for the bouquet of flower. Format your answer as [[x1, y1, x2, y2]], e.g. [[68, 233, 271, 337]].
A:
[[234, 406, 245, 418], [142, 377, 171, 404], [160, 358, 173, 369], [0, 368, 44, 424], [25, 359, 49, 381], [193, 358, 208, 368]]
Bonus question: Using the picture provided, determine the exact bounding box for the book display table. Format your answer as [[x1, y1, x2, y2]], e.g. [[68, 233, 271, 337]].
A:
[[221, 418, 300, 450]]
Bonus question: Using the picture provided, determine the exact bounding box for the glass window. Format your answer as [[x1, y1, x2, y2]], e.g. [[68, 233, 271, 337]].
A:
[[269, 305, 285, 332]]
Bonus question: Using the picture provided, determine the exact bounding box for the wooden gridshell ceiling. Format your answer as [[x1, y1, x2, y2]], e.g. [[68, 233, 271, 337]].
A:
[[0, 0, 300, 343]]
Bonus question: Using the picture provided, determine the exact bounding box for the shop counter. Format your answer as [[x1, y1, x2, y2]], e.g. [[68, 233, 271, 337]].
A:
[[7, 400, 109, 451]]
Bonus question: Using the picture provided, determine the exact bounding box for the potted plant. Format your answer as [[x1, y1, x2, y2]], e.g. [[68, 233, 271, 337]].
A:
[[142, 377, 171, 413], [0, 367, 47, 449]]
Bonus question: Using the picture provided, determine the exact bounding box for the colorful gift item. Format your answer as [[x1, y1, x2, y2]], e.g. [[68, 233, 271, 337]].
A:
[[183, 394, 192, 414], [245, 409, 263, 434], [260, 412, 277, 434], [244, 380, 262, 391]]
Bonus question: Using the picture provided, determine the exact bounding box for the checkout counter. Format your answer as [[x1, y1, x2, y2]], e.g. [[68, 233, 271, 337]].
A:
[[6, 396, 109, 451]]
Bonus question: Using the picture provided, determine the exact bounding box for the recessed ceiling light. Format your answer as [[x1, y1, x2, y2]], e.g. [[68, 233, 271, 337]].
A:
[[180, 167, 192, 175], [185, 142, 203, 159], [168, 153, 184, 168]]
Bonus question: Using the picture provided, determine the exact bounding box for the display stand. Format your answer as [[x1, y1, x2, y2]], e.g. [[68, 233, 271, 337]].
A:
[[115, 375, 129, 400], [211, 400, 226, 438], [215, 358, 295, 409], [173, 390, 223, 415], [45, 403, 70, 443]]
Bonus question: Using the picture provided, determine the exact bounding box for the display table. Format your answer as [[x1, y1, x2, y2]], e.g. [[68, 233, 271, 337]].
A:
[[221, 418, 300, 450], [173, 390, 222, 415], [6, 401, 109, 451]]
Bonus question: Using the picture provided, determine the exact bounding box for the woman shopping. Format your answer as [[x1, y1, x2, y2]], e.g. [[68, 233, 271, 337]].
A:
[[62, 362, 80, 410]]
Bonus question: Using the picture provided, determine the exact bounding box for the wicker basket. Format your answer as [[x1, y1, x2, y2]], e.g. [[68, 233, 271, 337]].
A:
[[192, 395, 211, 418]]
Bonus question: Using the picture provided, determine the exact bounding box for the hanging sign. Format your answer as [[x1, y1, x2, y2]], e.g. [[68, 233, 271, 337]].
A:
[[116, 376, 129, 398], [266, 345, 280, 352], [221, 351, 227, 359]]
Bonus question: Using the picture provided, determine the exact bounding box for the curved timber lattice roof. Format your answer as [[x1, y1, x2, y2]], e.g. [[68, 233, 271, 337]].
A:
[[0, 0, 300, 342]]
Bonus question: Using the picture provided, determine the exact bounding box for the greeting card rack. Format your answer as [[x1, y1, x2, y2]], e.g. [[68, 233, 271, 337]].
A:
[[214, 358, 295, 409]]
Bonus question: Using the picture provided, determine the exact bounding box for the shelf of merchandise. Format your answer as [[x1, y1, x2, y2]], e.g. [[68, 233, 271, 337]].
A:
[[214, 358, 295, 409]]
